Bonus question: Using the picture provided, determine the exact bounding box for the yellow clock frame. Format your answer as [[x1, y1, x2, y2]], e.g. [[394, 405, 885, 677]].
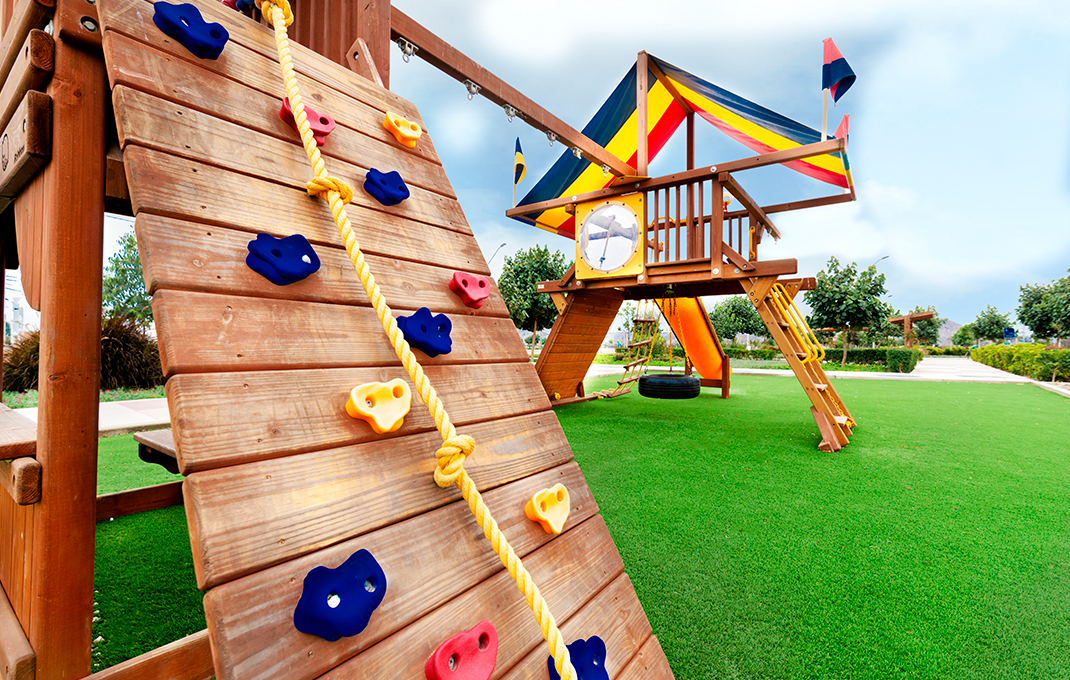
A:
[[574, 193, 645, 280]]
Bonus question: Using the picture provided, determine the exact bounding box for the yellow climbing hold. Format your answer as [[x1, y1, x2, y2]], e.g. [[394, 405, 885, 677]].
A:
[[384, 111, 423, 148], [525, 484, 571, 535], [345, 379, 412, 434]]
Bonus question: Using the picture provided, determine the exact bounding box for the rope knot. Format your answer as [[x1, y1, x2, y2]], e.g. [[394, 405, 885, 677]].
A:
[[306, 176, 354, 204], [434, 435, 476, 487], [257, 0, 293, 25]]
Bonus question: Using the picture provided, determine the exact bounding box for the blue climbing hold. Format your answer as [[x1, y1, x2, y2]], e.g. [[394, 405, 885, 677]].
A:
[[547, 637, 608, 680], [152, 2, 229, 60], [396, 307, 452, 357], [293, 549, 387, 642], [246, 233, 320, 286], [363, 168, 410, 207], [234, 0, 255, 12]]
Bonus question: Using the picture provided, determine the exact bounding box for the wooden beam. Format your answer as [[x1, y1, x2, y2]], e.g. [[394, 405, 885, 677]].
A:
[[0, 0, 54, 89], [647, 57, 693, 114], [726, 190, 854, 219], [636, 51, 648, 176], [721, 173, 781, 240], [0, 90, 51, 211], [508, 138, 847, 217], [352, 0, 389, 89], [0, 585, 34, 680], [390, 8, 635, 178], [95, 482, 184, 522], [84, 629, 213, 680], [27, 1, 107, 674], [345, 36, 384, 88], [0, 404, 36, 460], [0, 28, 53, 134], [0, 458, 39, 505]]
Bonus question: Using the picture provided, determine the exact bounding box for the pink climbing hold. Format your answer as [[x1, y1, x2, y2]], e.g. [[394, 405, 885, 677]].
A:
[[448, 271, 491, 309], [425, 621, 498, 680], [279, 97, 336, 146]]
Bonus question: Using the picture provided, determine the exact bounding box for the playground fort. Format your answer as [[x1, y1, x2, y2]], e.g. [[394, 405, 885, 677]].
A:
[[0, 1, 854, 679]]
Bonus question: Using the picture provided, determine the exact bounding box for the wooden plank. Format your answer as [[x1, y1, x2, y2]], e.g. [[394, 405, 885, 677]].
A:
[[390, 8, 635, 178], [111, 86, 468, 231], [99, 13, 437, 166], [122, 147, 487, 274], [97, 0, 423, 128], [0, 458, 39, 505], [315, 515, 624, 680], [151, 289, 529, 376], [0, 0, 53, 95], [0, 90, 50, 206], [722, 174, 780, 240], [133, 428, 175, 456], [28, 13, 107, 676], [203, 463, 597, 680], [134, 214, 510, 318], [100, 30, 452, 190], [0, 489, 34, 627], [0, 29, 52, 133], [0, 405, 35, 460], [169, 363, 552, 473], [346, 36, 384, 89], [185, 410, 573, 589], [85, 629, 213, 680], [636, 51, 648, 176], [95, 481, 184, 522], [0, 583, 34, 680], [12, 155, 43, 309], [500, 573, 652, 680], [617, 635, 675, 680]]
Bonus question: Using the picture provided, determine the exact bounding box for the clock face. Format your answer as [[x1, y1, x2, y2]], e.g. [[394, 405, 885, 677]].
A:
[[577, 202, 640, 274]]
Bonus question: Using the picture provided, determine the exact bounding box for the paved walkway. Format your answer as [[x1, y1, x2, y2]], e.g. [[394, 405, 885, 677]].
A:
[[11, 358, 1066, 436]]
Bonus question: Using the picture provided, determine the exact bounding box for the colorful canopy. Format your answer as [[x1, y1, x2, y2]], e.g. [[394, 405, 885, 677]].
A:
[[513, 55, 852, 239]]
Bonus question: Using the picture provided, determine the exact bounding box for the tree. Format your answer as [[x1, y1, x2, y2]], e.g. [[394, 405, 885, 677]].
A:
[[859, 301, 902, 347], [497, 245, 570, 358], [103, 231, 152, 323], [908, 305, 946, 346], [803, 256, 888, 365], [972, 306, 1012, 344], [950, 323, 976, 347], [1018, 270, 1070, 343], [708, 295, 766, 345]]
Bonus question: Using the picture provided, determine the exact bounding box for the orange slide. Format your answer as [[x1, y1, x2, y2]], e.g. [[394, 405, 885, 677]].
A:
[[655, 297, 728, 379]]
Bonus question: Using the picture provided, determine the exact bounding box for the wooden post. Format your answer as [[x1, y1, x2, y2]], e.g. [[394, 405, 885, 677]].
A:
[[635, 51, 648, 177], [355, 0, 390, 89], [25, 0, 106, 675]]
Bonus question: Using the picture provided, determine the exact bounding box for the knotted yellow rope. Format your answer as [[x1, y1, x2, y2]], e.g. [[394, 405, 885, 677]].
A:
[[255, 2, 576, 677]]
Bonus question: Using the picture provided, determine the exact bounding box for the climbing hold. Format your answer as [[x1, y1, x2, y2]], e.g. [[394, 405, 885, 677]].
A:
[[219, 0, 238, 10], [363, 168, 410, 207], [396, 307, 452, 357], [547, 637, 608, 680], [234, 0, 254, 11], [345, 379, 412, 434], [293, 549, 387, 642], [524, 483, 570, 535], [246, 233, 320, 286], [383, 111, 422, 148], [152, 2, 229, 60], [448, 272, 491, 309], [279, 97, 336, 146], [425, 621, 498, 680]]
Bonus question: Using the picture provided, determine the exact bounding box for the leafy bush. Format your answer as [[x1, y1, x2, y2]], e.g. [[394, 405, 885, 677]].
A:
[[886, 348, 920, 373], [971, 343, 1070, 381], [3, 315, 164, 393], [928, 346, 971, 356]]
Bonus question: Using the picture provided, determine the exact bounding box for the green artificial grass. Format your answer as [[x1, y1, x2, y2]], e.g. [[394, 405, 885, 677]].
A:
[[92, 433, 203, 670], [2, 385, 166, 409], [558, 374, 1070, 680]]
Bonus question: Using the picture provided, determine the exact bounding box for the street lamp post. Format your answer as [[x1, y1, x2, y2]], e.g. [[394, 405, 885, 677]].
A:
[[487, 243, 507, 266]]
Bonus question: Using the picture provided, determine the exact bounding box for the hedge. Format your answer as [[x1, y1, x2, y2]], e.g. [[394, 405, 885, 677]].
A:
[[885, 348, 920, 373], [971, 343, 1070, 382], [927, 346, 971, 356]]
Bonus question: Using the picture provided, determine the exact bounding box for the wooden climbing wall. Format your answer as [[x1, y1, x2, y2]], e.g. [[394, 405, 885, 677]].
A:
[[535, 289, 625, 402], [94, 0, 674, 678]]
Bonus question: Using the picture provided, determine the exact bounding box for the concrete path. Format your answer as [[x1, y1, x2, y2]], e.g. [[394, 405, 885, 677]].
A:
[[15, 398, 170, 437]]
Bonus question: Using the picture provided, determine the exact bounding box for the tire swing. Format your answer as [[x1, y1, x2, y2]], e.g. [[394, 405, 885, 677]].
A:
[[637, 298, 701, 399], [638, 373, 700, 399]]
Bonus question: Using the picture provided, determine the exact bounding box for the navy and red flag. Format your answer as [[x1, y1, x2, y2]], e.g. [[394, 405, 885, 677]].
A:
[[822, 38, 856, 103]]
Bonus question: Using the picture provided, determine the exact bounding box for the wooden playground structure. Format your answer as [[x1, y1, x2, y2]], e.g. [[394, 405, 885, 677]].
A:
[[0, 1, 855, 678]]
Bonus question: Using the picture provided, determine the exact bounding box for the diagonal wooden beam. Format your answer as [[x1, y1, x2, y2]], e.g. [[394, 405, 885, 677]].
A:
[[389, 8, 635, 178], [721, 173, 781, 240], [646, 56, 694, 114]]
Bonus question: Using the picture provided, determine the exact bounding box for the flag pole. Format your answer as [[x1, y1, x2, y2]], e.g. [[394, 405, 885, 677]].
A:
[[821, 88, 828, 140]]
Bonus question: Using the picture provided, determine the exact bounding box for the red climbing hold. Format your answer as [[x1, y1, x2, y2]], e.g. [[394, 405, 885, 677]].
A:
[[448, 271, 491, 309], [279, 97, 336, 146], [425, 621, 498, 680]]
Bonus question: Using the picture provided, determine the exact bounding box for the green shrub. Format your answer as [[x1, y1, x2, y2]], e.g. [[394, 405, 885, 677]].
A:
[[3, 315, 164, 393], [971, 343, 1070, 382], [886, 348, 919, 373], [928, 346, 971, 356]]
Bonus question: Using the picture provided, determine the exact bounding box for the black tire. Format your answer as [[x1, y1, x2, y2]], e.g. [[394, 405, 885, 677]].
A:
[[637, 373, 701, 399]]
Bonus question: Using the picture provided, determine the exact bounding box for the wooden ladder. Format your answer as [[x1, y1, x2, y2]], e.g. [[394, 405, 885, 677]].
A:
[[742, 276, 854, 451]]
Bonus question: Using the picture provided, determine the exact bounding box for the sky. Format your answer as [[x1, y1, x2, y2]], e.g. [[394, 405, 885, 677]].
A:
[[6, 0, 1069, 332]]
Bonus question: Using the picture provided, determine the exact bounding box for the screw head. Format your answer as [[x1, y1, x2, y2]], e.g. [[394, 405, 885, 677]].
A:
[[81, 16, 98, 31]]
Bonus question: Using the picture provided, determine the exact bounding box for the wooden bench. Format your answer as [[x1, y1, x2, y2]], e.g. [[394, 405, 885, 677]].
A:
[[133, 429, 177, 474]]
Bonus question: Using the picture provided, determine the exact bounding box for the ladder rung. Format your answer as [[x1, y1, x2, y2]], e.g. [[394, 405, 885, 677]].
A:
[[623, 358, 649, 369], [778, 320, 789, 327], [617, 376, 640, 385], [814, 383, 827, 391], [833, 415, 848, 425], [628, 339, 654, 348], [795, 351, 809, 358]]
